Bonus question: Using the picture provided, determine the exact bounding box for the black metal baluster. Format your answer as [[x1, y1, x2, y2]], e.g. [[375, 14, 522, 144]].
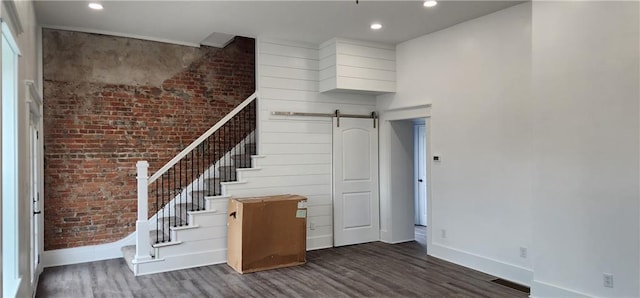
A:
[[235, 113, 239, 173], [225, 123, 229, 182], [230, 118, 233, 175], [181, 159, 185, 226], [178, 160, 181, 227], [215, 131, 219, 195], [178, 157, 182, 222], [184, 158, 188, 223], [166, 170, 171, 242], [155, 180, 159, 244], [171, 168, 175, 229], [196, 144, 204, 208], [191, 151, 194, 211], [162, 174, 167, 243], [205, 137, 209, 209], [239, 107, 247, 168]]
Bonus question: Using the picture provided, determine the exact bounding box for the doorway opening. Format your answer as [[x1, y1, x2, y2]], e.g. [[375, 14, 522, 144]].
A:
[[388, 118, 428, 248], [378, 106, 430, 252], [413, 120, 427, 248]]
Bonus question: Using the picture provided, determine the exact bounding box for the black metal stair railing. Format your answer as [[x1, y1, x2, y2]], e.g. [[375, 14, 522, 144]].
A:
[[148, 99, 256, 244]]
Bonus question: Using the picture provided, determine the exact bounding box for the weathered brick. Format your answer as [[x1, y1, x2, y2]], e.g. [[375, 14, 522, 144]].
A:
[[43, 30, 255, 250]]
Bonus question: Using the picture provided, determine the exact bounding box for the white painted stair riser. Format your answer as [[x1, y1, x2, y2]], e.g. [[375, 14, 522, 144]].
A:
[[154, 238, 227, 258]]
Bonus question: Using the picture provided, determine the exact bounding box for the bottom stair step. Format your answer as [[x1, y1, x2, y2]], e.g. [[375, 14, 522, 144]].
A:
[[121, 245, 135, 273]]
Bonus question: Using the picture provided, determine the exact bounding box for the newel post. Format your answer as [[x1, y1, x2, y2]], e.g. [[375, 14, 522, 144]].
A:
[[133, 161, 151, 270]]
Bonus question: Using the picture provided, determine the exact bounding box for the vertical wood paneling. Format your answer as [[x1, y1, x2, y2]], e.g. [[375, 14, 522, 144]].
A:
[[250, 38, 377, 249]]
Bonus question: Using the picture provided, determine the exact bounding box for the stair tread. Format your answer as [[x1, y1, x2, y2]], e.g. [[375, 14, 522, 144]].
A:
[[191, 190, 220, 197]]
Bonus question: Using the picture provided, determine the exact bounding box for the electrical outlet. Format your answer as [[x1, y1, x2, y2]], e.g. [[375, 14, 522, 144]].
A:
[[603, 273, 614, 288], [519, 247, 528, 258], [309, 222, 316, 230], [441, 229, 447, 239]]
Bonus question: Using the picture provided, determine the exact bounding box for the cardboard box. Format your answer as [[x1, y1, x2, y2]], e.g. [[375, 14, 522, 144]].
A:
[[227, 194, 307, 274]]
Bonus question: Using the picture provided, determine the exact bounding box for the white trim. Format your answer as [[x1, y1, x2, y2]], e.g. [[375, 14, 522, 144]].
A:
[[530, 280, 590, 298], [25, 81, 42, 107], [429, 242, 533, 287], [2, 1, 24, 35], [149, 92, 257, 183], [379, 104, 431, 122], [187, 209, 219, 215], [382, 238, 415, 244], [170, 225, 200, 231], [2, 21, 22, 56], [40, 24, 202, 48], [255, 38, 262, 155], [152, 241, 182, 248], [25, 81, 42, 119], [41, 232, 135, 267], [37, 26, 44, 98]]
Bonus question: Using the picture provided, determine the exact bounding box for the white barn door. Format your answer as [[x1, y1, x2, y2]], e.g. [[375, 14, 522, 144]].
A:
[[333, 117, 379, 246]]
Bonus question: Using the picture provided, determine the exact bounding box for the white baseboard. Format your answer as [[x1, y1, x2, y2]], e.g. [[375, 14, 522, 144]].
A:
[[530, 280, 590, 298], [429, 242, 533, 287], [41, 232, 136, 267], [381, 238, 415, 245]]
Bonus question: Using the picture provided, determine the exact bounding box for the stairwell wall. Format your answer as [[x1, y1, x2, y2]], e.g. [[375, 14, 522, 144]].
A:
[[42, 30, 255, 250], [233, 38, 377, 249]]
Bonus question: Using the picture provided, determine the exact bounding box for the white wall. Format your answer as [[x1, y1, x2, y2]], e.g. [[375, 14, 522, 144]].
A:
[[231, 38, 377, 249], [1, 0, 39, 297], [377, 2, 534, 285], [531, 2, 639, 297]]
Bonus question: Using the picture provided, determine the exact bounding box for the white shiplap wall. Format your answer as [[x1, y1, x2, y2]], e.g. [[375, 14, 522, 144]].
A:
[[319, 38, 396, 94], [224, 38, 377, 250]]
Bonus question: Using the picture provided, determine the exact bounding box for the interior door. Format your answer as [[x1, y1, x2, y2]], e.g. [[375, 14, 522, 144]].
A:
[[333, 117, 379, 247], [415, 124, 427, 226], [29, 120, 42, 285]]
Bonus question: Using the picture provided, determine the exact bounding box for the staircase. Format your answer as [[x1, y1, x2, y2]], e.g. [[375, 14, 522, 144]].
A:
[[123, 93, 260, 275]]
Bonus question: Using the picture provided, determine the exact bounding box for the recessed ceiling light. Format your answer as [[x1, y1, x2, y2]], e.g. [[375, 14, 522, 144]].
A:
[[370, 23, 382, 30], [423, 0, 438, 8], [88, 3, 103, 10]]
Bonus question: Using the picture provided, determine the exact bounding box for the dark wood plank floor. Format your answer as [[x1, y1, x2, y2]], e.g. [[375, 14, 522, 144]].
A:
[[37, 240, 527, 298]]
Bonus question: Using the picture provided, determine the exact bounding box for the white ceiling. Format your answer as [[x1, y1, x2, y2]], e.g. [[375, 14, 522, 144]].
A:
[[34, 0, 522, 47]]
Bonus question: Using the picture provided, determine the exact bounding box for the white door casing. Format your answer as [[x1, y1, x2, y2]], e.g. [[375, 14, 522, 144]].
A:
[[333, 117, 379, 247], [27, 80, 44, 290]]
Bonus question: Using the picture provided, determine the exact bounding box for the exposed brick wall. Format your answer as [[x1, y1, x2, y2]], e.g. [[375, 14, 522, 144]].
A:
[[43, 29, 255, 250]]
